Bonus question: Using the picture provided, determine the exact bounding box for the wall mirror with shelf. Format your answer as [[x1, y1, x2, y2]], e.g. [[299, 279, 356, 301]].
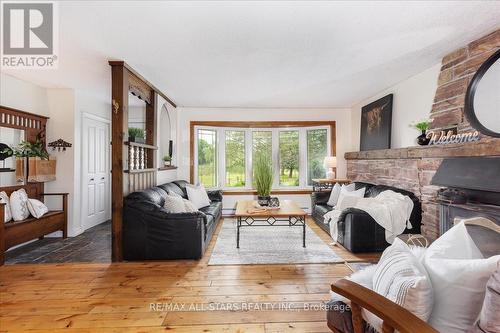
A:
[[0, 127, 25, 186]]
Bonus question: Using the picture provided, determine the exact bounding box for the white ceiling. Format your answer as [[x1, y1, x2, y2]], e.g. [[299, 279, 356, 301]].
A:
[[2, 1, 500, 108]]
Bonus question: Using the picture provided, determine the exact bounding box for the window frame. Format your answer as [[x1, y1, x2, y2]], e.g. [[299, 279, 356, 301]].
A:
[[190, 121, 336, 190]]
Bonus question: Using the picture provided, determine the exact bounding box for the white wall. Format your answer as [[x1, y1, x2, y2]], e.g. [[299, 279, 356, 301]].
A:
[[350, 63, 440, 149], [177, 107, 351, 213], [0, 73, 49, 116]]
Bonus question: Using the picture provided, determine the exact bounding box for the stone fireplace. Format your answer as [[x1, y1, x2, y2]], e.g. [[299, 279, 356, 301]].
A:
[[345, 29, 500, 241]]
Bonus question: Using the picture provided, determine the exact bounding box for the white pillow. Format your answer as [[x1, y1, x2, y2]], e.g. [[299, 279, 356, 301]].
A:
[[183, 199, 198, 213], [27, 199, 49, 218], [336, 186, 365, 209], [330, 264, 377, 303], [186, 184, 211, 209], [0, 191, 12, 222], [424, 222, 499, 333], [10, 189, 30, 221], [373, 238, 433, 321], [163, 194, 186, 213], [326, 183, 342, 206]]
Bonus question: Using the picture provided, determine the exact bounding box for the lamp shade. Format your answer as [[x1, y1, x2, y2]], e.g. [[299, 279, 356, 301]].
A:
[[324, 156, 337, 168]]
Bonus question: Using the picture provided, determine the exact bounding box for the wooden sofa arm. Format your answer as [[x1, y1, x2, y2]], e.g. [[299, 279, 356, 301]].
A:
[[331, 279, 438, 333]]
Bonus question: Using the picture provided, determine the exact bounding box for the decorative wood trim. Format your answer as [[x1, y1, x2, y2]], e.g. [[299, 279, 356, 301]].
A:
[[108, 60, 177, 108], [110, 63, 128, 262], [189, 121, 337, 183]]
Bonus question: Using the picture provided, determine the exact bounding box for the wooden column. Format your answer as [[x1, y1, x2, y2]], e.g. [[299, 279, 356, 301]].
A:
[[110, 64, 129, 262]]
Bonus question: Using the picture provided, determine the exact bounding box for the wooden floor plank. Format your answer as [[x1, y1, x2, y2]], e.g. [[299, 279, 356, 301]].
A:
[[0, 218, 379, 332]]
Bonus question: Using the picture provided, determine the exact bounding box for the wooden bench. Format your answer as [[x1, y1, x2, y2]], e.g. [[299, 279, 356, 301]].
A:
[[0, 184, 68, 265]]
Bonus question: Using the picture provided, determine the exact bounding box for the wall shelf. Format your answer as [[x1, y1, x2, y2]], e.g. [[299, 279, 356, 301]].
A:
[[158, 166, 177, 171], [124, 141, 158, 150], [124, 168, 156, 174]]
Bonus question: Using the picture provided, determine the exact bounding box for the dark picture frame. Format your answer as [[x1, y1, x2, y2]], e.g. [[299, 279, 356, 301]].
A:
[[360, 94, 393, 151]]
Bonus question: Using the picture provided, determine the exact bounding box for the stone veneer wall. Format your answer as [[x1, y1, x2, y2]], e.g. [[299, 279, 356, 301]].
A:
[[429, 29, 500, 132], [346, 29, 500, 241]]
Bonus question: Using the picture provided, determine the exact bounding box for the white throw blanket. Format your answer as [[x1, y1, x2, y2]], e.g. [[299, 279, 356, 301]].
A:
[[324, 190, 414, 244]]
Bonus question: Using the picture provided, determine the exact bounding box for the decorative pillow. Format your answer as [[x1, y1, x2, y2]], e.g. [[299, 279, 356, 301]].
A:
[[330, 264, 377, 304], [336, 186, 365, 209], [27, 199, 49, 218], [0, 191, 12, 222], [424, 222, 500, 333], [183, 199, 198, 213], [163, 194, 187, 213], [373, 238, 433, 322], [10, 189, 30, 221], [186, 184, 211, 209], [470, 263, 500, 333], [326, 183, 342, 206]]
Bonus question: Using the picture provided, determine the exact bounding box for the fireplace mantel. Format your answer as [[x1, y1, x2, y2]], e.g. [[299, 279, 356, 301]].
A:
[[345, 138, 500, 160]]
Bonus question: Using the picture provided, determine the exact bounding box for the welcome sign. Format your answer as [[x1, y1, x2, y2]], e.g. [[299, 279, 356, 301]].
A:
[[426, 130, 481, 145]]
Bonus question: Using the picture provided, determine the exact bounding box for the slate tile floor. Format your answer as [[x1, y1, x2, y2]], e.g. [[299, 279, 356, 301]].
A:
[[5, 220, 111, 264]]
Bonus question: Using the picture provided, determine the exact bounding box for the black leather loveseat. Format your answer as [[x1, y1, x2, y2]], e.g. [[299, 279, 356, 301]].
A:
[[123, 180, 223, 260], [311, 182, 421, 253]]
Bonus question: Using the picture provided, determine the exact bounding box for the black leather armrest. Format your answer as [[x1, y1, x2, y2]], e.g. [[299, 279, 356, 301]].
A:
[[207, 189, 223, 202], [337, 207, 389, 252], [338, 207, 372, 222], [311, 191, 331, 205]]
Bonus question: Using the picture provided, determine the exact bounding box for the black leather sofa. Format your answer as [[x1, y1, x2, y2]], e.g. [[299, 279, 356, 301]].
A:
[[123, 180, 223, 260], [311, 182, 421, 253]]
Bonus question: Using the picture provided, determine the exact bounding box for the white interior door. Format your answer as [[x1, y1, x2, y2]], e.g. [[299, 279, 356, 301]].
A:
[[82, 116, 110, 230]]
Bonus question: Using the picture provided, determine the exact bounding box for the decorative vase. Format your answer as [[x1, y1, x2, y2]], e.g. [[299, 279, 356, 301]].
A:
[[417, 130, 430, 146], [257, 195, 270, 206], [268, 197, 280, 208]]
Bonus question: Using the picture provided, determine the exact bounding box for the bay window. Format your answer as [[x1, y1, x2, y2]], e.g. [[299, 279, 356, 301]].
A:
[[193, 122, 334, 189]]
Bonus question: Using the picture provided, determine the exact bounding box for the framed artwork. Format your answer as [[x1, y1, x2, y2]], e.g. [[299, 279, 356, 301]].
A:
[[360, 94, 393, 151]]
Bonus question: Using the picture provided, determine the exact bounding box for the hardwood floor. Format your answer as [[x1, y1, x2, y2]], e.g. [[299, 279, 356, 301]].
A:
[[0, 219, 379, 332]]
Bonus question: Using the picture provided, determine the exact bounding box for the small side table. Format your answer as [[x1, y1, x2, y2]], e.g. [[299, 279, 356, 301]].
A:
[[312, 178, 351, 192]]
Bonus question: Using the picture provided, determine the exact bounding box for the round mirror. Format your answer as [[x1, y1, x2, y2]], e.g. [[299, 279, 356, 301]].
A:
[[465, 49, 500, 137]]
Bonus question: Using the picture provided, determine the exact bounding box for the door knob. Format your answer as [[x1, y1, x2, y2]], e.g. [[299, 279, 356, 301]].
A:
[[101, 177, 105, 180], [90, 178, 94, 181]]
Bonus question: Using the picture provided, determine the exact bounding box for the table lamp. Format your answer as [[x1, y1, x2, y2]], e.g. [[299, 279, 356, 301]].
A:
[[324, 156, 337, 180]]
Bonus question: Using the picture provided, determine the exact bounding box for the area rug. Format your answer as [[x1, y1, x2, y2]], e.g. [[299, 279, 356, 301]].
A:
[[208, 219, 344, 265]]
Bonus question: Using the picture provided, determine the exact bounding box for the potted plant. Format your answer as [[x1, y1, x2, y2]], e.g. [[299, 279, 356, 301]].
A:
[[410, 120, 431, 146], [254, 153, 273, 206], [162, 155, 172, 167], [128, 127, 145, 144], [10, 140, 56, 182]]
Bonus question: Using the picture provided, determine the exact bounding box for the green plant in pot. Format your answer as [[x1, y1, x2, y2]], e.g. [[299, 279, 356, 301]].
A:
[[128, 127, 145, 144], [254, 153, 273, 206], [410, 120, 430, 146], [162, 155, 172, 167]]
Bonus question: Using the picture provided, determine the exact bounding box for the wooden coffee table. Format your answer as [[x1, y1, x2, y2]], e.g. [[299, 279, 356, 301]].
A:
[[234, 200, 307, 248]]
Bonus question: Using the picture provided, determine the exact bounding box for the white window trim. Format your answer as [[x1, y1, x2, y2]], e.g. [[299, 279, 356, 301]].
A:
[[194, 125, 331, 190]]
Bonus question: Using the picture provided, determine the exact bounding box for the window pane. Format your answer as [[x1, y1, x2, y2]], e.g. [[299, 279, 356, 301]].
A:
[[225, 130, 246, 187], [279, 131, 299, 186], [307, 129, 328, 185], [197, 129, 217, 187], [252, 131, 272, 186]]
